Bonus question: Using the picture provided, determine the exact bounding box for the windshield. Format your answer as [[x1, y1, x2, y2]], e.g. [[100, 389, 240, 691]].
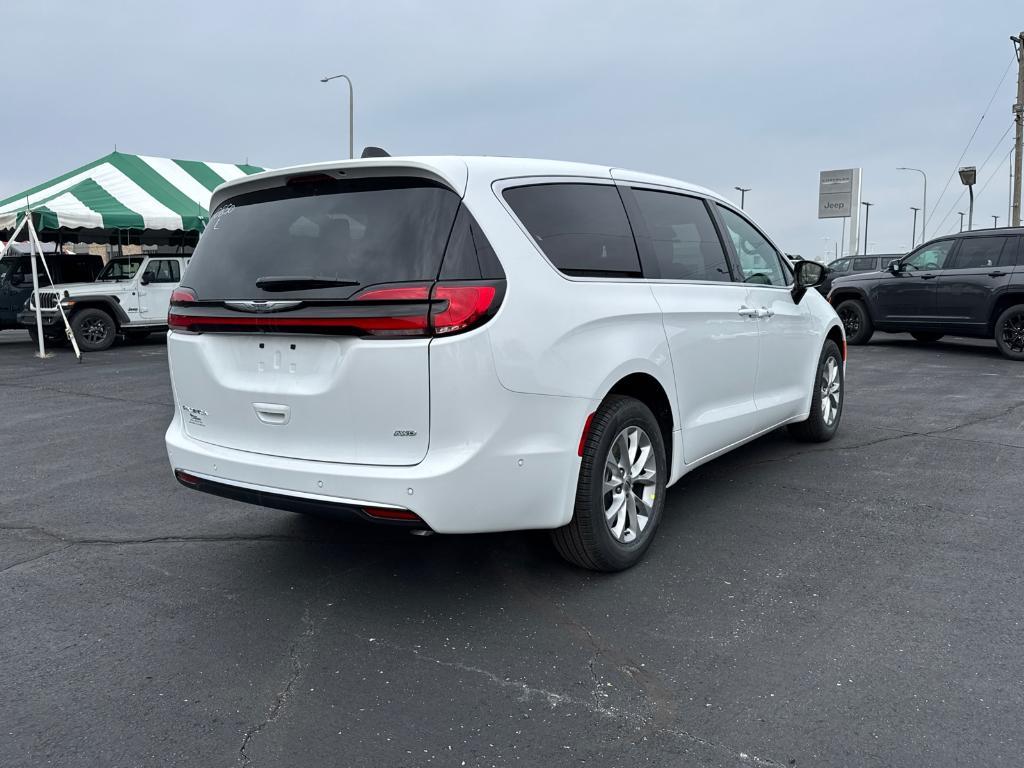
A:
[[96, 257, 144, 281], [183, 177, 460, 300]]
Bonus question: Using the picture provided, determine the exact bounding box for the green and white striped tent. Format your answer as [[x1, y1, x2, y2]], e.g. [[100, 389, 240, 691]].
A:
[[0, 151, 263, 243]]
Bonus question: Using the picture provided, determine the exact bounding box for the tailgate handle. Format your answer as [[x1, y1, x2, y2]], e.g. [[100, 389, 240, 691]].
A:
[[253, 403, 291, 426]]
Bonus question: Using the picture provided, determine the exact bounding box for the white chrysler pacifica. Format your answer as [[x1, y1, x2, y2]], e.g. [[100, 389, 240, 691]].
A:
[[165, 156, 845, 570]]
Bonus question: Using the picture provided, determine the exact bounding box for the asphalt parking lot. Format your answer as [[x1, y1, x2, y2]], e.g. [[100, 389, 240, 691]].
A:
[[1, 329, 1022, 768]]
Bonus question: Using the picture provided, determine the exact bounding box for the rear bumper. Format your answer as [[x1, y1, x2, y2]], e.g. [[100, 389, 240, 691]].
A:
[[165, 388, 589, 534]]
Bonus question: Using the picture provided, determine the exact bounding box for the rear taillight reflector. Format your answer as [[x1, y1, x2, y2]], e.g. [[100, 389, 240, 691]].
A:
[[362, 506, 422, 522], [174, 469, 201, 486]]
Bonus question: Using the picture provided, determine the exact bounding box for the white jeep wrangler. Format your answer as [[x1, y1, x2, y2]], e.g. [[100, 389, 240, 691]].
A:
[[20, 254, 189, 351]]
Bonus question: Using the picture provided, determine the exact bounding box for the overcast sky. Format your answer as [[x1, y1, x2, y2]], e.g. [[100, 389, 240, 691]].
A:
[[3, 1, 1021, 260]]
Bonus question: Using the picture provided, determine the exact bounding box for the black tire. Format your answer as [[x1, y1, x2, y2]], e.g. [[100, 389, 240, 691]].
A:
[[836, 299, 873, 345], [551, 396, 668, 572], [911, 332, 944, 343], [994, 304, 1024, 361], [27, 326, 68, 347], [71, 308, 116, 352], [788, 340, 844, 443]]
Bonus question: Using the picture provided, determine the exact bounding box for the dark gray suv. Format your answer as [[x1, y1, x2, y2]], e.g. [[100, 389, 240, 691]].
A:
[[828, 228, 1024, 360]]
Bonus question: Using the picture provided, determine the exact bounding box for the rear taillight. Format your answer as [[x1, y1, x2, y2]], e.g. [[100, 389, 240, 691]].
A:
[[432, 285, 498, 335], [167, 281, 502, 337]]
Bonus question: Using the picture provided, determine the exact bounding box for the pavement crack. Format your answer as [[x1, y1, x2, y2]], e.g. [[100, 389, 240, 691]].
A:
[[363, 636, 786, 767], [0, 545, 73, 573], [0, 523, 317, 548], [238, 606, 316, 766]]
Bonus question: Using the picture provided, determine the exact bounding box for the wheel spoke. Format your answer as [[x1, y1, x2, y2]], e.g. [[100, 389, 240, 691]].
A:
[[605, 491, 626, 522], [625, 492, 639, 540], [630, 444, 651, 476], [633, 468, 656, 486], [603, 475, 623, 493]]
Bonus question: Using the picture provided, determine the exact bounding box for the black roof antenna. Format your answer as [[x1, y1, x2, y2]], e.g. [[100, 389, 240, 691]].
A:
[[361, 146, 390, 158]]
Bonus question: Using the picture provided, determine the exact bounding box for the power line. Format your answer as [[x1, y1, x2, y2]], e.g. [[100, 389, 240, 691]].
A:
[[926, 55, 1016, 228], [932, 121, 1015, 234]]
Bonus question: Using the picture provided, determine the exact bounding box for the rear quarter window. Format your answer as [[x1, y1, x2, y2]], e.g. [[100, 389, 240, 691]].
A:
[[502, 183, 642, 277]]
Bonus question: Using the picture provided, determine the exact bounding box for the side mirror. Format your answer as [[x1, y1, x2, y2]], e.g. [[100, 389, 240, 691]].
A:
[[141, 271, 155, 285], [792, 259, 826, 303], [887, 260, 902, 275]]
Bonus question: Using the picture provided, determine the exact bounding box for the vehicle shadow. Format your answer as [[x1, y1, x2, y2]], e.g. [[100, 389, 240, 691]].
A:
[[865, 333, 1004, 360]]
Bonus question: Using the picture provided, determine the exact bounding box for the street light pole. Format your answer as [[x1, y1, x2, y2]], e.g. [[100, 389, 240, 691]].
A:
[[993, 215, 1000, 228], [910, 206, 920, 248], [320, 73, 354, 159], [734, 186, 751, 209], [897, 167, 927, 242], [958, 166, 977, 231], [861, 201, 873, 255], [958, 211, 965, 232]]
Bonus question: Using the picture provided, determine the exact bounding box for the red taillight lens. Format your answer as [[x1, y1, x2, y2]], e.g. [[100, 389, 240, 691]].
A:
[[431, 284, 499, 335], [170, 287, 196, 305], [174, 469, 201, 486]]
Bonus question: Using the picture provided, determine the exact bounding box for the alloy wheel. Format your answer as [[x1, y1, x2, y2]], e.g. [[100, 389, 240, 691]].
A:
[[1002, 312, 1024, 354], [838, 306, 860, 337], [820, 356, 841, 426], [81, 317, 110, 345], [603, 426, 658, 544]]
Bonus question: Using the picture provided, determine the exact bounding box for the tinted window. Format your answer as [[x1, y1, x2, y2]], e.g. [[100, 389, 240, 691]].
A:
[[185, 178, 460, 300], [439, 206, 505, 280], [146, 259, 181, 283], [852, 257, 875, 271], [998, 237, 1021, 267], [716, 206, 789, 286], [503, 184, 641, 277], [903, 240, 954, 271], [951, 237, 1008, 269], [631, 190, 731, 281], [829, 258, 851, 273]]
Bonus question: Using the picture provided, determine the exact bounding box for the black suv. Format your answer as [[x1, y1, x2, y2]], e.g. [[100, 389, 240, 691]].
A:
[[819, 254, 902, 296], [0, 251, 103, 331], [828, 228, 1024, 359]]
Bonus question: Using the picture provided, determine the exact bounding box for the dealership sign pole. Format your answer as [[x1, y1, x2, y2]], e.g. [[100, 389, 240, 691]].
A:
[[819, 169, 862, 256]]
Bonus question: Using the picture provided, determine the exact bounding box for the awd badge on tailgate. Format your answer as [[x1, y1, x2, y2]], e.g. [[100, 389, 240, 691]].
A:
[[181, 406, 208, 427]]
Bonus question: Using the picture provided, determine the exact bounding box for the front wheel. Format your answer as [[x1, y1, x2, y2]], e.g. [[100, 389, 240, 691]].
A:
[[71, 308, 116, 352], [994, 304, 1024, 361], [551, 396, 667, 572], [835, 299, 873, 345], [788, 340, 844, 443]]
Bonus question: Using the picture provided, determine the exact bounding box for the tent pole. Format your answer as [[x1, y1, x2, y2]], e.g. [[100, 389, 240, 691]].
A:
[[27, 215, 81, 361], [25, 211, 47, 359], [0, 215, 28, 259]]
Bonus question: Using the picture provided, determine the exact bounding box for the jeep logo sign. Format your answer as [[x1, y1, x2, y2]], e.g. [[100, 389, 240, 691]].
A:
[[818, 168, 861, 220]]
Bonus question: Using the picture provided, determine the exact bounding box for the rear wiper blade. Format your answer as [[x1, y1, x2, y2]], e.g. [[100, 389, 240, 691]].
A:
[[256, 276, 361, 292]]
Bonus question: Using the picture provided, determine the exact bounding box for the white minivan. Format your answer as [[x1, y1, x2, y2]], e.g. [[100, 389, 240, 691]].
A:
[[165, 156, 844, 570]]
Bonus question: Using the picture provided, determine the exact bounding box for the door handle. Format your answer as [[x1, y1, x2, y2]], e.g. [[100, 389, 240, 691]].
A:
[[920, 274, 937, 280], [988, 271, 1007, 277], [760, 307, 775, 318], [737, 306, 759, 317]]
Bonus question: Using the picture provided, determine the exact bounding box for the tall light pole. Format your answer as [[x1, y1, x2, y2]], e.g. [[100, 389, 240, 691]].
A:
[[734, 187, 750, 209], [993, 215, 1000, 228], [897, 167, 927, 242], [959, 166, 976, 231], [910, 206, 920, 248], [320, 73, 354, 159], [861, 201, 873, 255], [958, 211, 965, 232]]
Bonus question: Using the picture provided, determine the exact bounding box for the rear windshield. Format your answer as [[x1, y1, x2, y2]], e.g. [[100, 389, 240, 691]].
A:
[[183, 177, 461, 300]]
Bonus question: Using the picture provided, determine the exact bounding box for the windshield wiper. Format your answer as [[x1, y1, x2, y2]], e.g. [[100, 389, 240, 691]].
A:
[[256, 275, 361, 292]]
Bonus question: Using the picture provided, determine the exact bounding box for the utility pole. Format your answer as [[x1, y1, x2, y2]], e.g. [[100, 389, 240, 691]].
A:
[[910, 206, 920, 247], [1012, 32, 1023, 226]]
